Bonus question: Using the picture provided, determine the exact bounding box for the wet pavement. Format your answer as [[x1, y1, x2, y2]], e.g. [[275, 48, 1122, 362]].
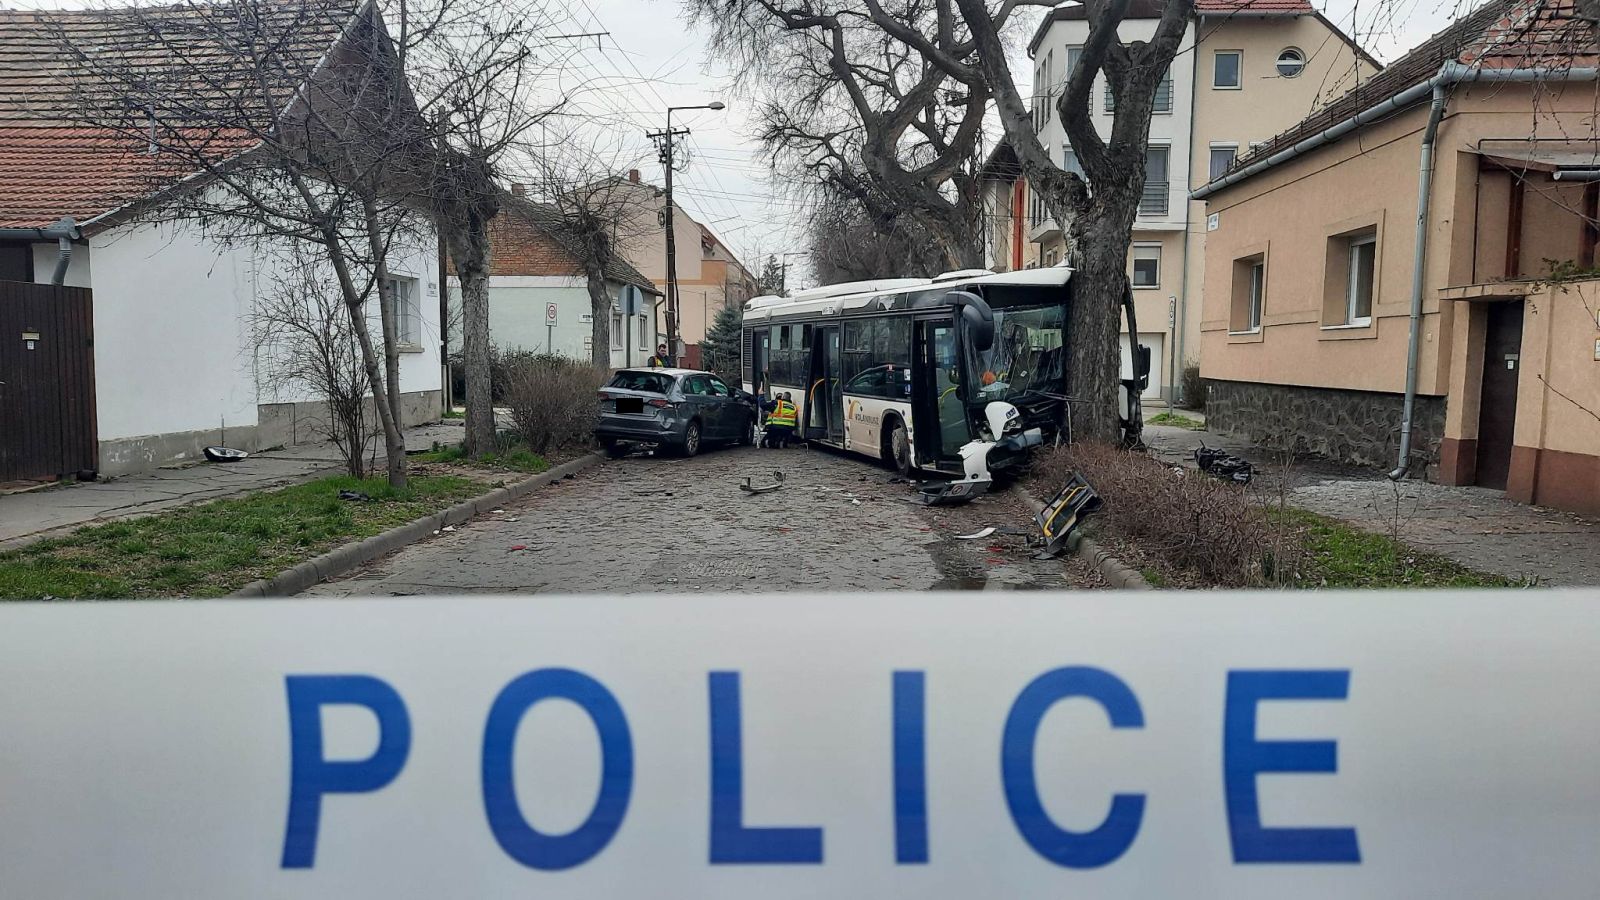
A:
[[302, 444, 1094, 595]]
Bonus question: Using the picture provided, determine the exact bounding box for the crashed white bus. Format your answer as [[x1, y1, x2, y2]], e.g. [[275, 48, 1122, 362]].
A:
[[742, 267, 1137, 487]]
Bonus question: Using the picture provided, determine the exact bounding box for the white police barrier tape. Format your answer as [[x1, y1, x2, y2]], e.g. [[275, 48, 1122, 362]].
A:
[[0, 592, 1596, 897]]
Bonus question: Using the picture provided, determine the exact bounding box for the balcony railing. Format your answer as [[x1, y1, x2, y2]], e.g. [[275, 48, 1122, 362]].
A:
[[1140, 181, 1169, 216]]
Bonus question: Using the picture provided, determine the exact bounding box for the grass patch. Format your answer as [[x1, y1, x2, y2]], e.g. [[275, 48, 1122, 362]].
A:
[[412, 441, 550, 474], [1138, 567, 1167, 588], [1147, 411, 1206, 430], [0, 474, 482, 600], [441, 407, 465, 419], [1280, 508, 1521, 589]]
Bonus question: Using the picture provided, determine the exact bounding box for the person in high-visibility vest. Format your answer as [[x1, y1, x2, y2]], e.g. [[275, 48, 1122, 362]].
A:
[[764, 392, 798, 449], [647, 343, 672, 368]]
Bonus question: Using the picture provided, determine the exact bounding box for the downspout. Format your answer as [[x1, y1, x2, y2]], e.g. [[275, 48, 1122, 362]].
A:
[[1390, 83, 1448, 480], [0, 217, 80, 285]]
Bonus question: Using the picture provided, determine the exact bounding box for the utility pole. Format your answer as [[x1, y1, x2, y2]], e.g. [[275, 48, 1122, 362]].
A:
[[648, 101, 723, 364]]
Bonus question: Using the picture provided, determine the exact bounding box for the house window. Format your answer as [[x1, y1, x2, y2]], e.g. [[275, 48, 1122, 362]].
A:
[[1066, 45, 1084, 104], [1214, 50, 1242, 89], [1231, 255, 1265, 332], [382, 276, 420, 346], [611, 309, 623, 350], [1063, 147, 1084, 180], [1045, 249, 1057, 267], [1345, 235, 1377, 324], [1276, 47, 1306, 78], [1132, 244, 1161, 288], [1107, 65, 1171, 113], [1141, 147, 1169, 216], [1044, 50, 1054, 122], [1209, 144, 1237, 181]]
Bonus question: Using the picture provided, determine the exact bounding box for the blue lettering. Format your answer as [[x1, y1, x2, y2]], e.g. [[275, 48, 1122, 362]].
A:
[[281, 674, 411, 869], [481, 668, 634, 870], [708, 672, 824, 864], [1001, 666, 1145, 869], [1223, 669, 1360, 864], [893, 671, 928, 864]]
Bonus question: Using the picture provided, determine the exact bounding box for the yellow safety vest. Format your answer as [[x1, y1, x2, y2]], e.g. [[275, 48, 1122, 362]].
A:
[[768, 401, 797, 427]]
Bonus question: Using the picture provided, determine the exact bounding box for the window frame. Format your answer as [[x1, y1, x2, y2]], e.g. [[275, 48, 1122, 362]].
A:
[[1344, 235, 1377, 326], [1140, 145, 1171, 217], [1131, 243, 1162, 289], [1208, 143, 1238, 181], [1247, 261, 1264, 331], [1275, 47, 1306, 78], [1213, 50, 1243, 90], [381, 275, 422, 348]]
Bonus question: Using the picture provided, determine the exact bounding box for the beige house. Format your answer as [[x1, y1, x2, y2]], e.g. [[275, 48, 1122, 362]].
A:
[[1193, 0, 1600, 515], [1023, 0, 1376, 400], [602, 170, 756, 367]]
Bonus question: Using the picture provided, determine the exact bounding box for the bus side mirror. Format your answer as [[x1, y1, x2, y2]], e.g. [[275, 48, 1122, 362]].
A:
[[944, 290, 995, 352]]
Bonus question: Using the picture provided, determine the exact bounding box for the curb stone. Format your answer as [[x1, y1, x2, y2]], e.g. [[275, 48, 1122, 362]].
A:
[[228, 453, 604, 598], [1015, 487, 1152, 590]]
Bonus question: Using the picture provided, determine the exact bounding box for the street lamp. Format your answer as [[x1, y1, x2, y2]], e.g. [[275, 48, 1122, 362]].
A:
[[651, 100, 725, 363], [779, 251, 811, 295]]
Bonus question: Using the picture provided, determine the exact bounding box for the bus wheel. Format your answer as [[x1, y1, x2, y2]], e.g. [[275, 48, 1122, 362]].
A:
[[887, 421, 913, 478]]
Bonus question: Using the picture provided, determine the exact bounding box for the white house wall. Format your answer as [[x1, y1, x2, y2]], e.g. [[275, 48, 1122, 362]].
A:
[[451, 275, 658, 369], [68, 216, 441, 475]]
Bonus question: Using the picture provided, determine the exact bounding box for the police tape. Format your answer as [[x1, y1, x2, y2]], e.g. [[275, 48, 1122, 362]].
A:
[[0, 591, 1595, 897]]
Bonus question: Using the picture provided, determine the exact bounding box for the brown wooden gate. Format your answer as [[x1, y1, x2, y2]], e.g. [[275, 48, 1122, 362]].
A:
[[0, 281, 97, 482]]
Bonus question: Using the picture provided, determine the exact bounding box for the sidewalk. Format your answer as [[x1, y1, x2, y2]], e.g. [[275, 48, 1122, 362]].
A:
[[1143, 421, 1600, 586], [0, 422, 465, 549]]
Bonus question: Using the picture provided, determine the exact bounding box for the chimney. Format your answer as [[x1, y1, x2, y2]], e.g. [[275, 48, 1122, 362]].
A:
[[510, 183, 526, 197], [628, 169, 640, 183]]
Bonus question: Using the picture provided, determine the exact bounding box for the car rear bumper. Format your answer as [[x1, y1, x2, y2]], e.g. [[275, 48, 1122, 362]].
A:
[[595, 412, 688, 444]]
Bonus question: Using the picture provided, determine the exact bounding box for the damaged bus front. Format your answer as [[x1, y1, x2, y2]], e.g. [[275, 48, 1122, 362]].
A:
[[742, 267, 1127, 489]]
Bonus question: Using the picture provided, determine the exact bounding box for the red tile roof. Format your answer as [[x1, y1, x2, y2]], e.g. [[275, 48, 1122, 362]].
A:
[[1193, 0, 1314, 12], [1218, 0, 1596, 183], [0, 3, 348, 229]]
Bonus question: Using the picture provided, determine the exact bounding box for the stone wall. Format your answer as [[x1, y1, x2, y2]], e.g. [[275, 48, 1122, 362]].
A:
[[1203, 379, 1446, 471], [257, 391, 441, 451]]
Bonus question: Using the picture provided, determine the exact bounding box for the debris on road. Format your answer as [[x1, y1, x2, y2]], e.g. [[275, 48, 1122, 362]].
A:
[[1035, 474, 1103, 556], [909, 479, 986, 506], [508, 544, 527, 552], [1195, 444, 1254, 484], [337, 489, 371, 502], [956, 527, 997, 540], [739, 471, 786, 494]]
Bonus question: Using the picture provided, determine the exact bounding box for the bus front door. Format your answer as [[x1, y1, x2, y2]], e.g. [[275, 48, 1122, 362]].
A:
[[914, 318, 969, 467], [805, 324, 844, 444]]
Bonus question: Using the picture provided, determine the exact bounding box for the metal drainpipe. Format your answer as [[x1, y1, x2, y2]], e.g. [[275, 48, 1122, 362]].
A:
[[0, 217, 79, 285], [50, 234, 72, 285], [1389, 83, 1449, 481]]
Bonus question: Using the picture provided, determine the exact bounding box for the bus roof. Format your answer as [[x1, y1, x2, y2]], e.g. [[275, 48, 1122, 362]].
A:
[[742, 266, 1072, 324]]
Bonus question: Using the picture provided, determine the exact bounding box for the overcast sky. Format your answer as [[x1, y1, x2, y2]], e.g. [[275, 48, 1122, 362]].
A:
[[13, 0, 1476, 287], [547, 0, 1472, 288]]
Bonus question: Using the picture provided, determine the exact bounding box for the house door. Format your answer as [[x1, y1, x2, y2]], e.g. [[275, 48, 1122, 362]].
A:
[[0, 281, 97, 482], [1475, 300, 1524, 490]]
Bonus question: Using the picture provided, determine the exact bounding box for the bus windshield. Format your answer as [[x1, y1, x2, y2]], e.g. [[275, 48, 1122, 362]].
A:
[[970, 304, 1065, 403]]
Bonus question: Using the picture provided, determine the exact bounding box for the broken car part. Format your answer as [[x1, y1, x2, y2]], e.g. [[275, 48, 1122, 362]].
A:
[[1035, 474, 1104, 556], [739, 471, 786, 494]]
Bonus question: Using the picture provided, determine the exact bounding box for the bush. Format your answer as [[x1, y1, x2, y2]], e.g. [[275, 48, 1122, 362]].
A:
[[1180, 360, 1204, 410], [500, 354, 607, 454], [1030, 443, 1279, 586]]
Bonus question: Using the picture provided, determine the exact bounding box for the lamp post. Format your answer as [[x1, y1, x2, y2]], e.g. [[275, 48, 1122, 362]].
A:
[[649, 101, 724, 364], [779, 250, 810, 295]]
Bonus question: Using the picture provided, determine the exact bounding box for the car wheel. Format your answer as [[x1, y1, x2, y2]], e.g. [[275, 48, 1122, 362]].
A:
[[738, 416, 756, 446], [680, 420, 702, 457], [887, 421, 913, 478], [602, 439, 629, 459]]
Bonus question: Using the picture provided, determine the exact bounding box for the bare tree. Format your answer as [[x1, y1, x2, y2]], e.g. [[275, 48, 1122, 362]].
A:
[[808, 179, 947, 281], [690, 0, 989, 269], [250, 247, 378, 477], [51, 0, 435, 485], [403, 0, 563, 457]]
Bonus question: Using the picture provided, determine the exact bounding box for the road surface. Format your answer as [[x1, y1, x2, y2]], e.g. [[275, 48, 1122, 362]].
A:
[[302, 444, 1097, 595]]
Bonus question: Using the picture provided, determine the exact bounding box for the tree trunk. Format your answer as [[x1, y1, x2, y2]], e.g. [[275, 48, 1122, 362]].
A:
[[587, 267, 612, 369], [1063, 205, 1137, 445], [322, 227, 407, 488], [447, 224, 498, 457]]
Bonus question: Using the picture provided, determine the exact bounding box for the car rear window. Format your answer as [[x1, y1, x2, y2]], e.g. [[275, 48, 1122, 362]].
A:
[[608, 371, 674, 394]]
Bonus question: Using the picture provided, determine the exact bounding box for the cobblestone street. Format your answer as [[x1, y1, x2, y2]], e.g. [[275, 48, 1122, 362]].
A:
[[302, 445, 1096, 595]]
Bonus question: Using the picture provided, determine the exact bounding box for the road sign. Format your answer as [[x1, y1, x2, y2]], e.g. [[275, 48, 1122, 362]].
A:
[[0, 592, 1596, 897], [546, 302, 558, 326]]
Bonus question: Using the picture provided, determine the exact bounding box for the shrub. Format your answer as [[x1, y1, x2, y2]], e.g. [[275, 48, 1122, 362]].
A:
[[1180, 360, 1204, 410], [1030, 442, 1280, 586], [500, 354, 607, 454]]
